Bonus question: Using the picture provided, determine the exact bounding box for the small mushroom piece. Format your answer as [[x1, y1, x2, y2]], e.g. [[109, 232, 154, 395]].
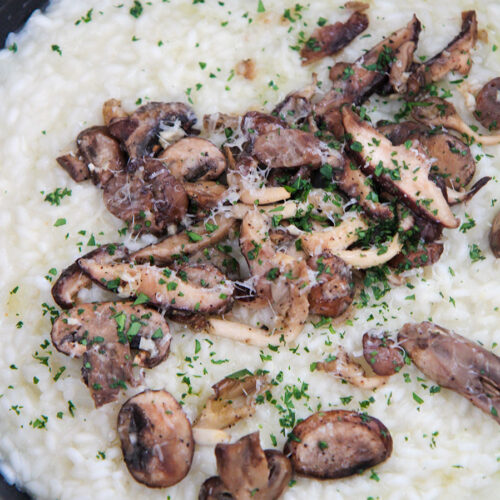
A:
[[108, 101, 198, 158], [284, 410, 392, 479], [407, 11, 477, 95], [362, 331, 405, 376], [489, 211, 500, 258], [388, 41, 417, 94], [77, 258, 234, 315], [272, 76, 318, 126], [103, 158, 188, 235], [206, 432, 292, 500], [398, 322, 500, 423], [118, 389, 194, 487], [51, 301, 171, 368], [342, 106, 459, 228], [300, 11, 369, 65], [307, 254, 354, 318], [475, 77, 500, 131], [158, 137, 227, 181], [194, 374, 269, 441], [412, 97, 500, 146], [51, 244, 129, 309], [252, 128, 343, 170], [389, 241, 444, 272], [76, 126, 126, 187], [183, 180, 227, 209], [316, 346, 390, 389], [241, 111, 286, 138], [189, 246, 241, 281], [131, 214, 236, 265], [102, 98, 128, 126], [56, 154, 90, 182]]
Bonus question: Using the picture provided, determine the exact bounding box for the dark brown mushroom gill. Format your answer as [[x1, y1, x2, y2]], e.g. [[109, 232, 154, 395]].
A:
[[118, 389, 194, 488], [398, 322, 500, 424]]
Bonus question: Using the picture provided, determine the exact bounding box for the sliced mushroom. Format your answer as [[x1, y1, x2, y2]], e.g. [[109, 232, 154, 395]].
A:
[[131, 214, 236, 265], [407, 11, 477, 95], [307, 254, 354, 317], [103, 158, 188, 235], [102, 98, 128, 126], [108, 101, 198, 158], [342, 107, 459, 228], [76, 126, 126, 187], [189, 246, 241, 281], [52, 244, 129, 309], [380, 121, 476, 189], [183, 180, 227, 209], [200, 432, 291, 500], [284, 410, 392, 479], [157, 137, 226, 181], [272, 76, 317, 126], [475, 77, 500, 130], [77, 258, 234, 315], [362, 331, 405, 376], [389, 241, 443, 272], [241, 111, 286, 139], [51, 301, 171, 368], [316, 346, 390, 389], [117, 389, 194, 487], [82, 340, 135, 408], [489, 211, 500, 258], [194, 374, 269, 444], [398, 322, 500, 424], [388, 41, 417, 94], [203, 112, 241, 136], [252, 128, 343, 170], [56, 153, 90, 182], [314, 15, 421, 136], [411, 97, 500, 146], [300, 11, 369, 65]]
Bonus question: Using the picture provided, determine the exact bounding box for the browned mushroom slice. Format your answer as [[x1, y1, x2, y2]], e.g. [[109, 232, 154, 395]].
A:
[[252, 128, 343, 170], [82, 340, 135, 408], [108, 101, 198, 158], [316, 346, 390, 389], [389, 241, 443, 272], [118, 390, 194, 487], [203, 112, 241, 136], [342, 107, 458, 228], [407, 11, 477, 95], [77, 258, 234, 314], [56, 153, 90, 182], [51, 244, 129, 309], [335, 160, 394, 220], [489, 211, 500, 258], [103, 158, 188, 235], [273, 77, 317, 126], [284, 410, 392, 479], [158, 137, 226, 181], [307, 254, 354, 318], [194, 374, 269, 440], [362, 331, 405, 376], [412, 97, 500, 146], [475, 77, 500, 131], [388, 41, 417, 94], [183, 181, 227, 209], [131, 214, 236, 265], [241, 111, 286, 138], [398, 322, 500, 424], [102, 98, 128, 126], [210, 432, 292, 500], [300, 11, 369, 65], [51, 301, 171, 367], [189, 246, 241, 281], [313, 15, 421, 136], [380, 121, 476, 189], [75, 126, 126, 187]]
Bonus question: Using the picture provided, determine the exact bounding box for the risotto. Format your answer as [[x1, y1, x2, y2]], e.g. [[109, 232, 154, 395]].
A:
[[0, 0, 499, 499]]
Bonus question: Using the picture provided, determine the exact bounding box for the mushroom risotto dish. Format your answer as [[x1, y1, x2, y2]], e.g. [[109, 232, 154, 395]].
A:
[[1, 0, 500, 499]]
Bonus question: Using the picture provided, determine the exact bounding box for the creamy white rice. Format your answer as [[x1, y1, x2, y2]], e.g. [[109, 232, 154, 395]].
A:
[[0, 0, 499, 499]]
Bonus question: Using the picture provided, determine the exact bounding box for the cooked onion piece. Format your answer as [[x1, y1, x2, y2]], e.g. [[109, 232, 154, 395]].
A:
[[117, 390, 194, 487]]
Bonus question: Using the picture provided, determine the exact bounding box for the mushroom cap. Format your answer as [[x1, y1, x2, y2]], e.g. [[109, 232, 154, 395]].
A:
[[158, 137, 226, 181], [284, 410, 392, 479], [103, 158, 188, 235], [362, 331, 405, 376], [118, 389, 194, 488], [475, 77, 500, 131]]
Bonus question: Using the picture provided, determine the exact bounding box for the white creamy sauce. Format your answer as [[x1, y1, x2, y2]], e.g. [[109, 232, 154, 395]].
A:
[[0, 0, 500, 499]]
